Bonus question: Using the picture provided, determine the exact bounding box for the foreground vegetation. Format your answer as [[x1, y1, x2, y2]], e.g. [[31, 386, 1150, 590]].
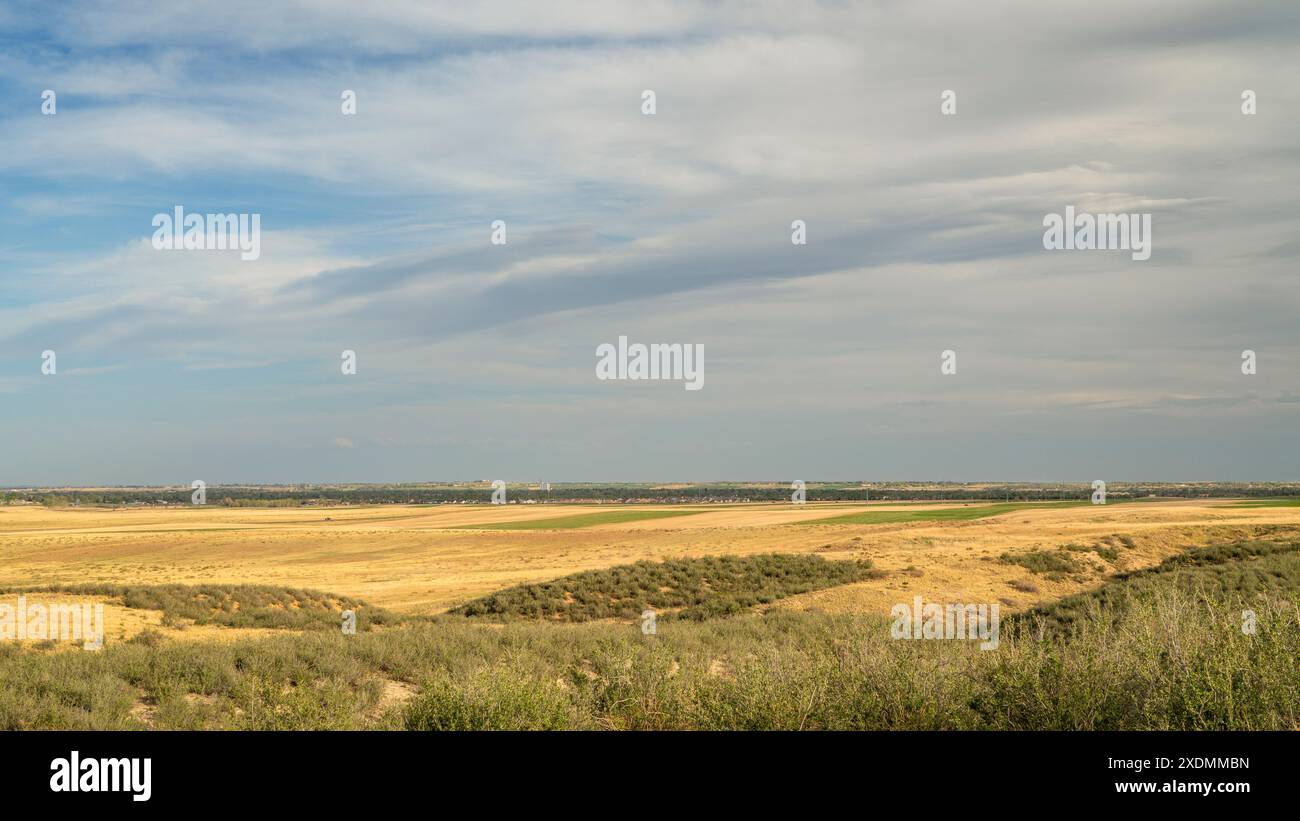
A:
[[0, 590, 1292, 730], [0, 540, 1295, 730]]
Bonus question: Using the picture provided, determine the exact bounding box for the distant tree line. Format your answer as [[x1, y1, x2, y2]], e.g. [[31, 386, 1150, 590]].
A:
[[2, 482, 1297, 508]]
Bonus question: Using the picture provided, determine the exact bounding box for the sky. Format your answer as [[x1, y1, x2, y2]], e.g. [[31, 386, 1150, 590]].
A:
[[0, 0, 1297, 485]]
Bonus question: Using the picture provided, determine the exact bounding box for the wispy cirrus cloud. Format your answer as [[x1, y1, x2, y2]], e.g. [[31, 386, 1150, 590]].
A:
[[0, 0, 1297, 484]]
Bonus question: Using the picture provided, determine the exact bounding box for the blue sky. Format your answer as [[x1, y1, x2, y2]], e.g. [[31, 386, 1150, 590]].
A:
[[1, 0, 1298, 485]]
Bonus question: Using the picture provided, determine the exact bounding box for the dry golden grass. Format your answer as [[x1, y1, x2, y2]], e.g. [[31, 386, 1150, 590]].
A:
[[2, 500, 1298, 643]]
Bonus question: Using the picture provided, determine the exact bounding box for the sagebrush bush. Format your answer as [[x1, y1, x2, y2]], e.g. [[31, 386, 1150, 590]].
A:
[[405, 672, 576, 730], [999, 550, 1081, 575]]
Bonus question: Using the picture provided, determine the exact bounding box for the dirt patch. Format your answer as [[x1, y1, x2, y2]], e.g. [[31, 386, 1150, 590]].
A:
[[368, 678, 418, 721]]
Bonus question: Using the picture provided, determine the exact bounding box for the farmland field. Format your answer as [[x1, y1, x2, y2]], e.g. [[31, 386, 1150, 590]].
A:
[[2, 497, 1299, 630]]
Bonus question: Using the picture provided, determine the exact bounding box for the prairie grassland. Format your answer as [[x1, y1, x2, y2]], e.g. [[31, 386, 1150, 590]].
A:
[[2, 499, 1300, 629], [1, 500, 1298, 730]]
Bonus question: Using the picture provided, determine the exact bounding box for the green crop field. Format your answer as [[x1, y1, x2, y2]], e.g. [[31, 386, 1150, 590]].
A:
[[796, 500, 1090, 526], [457, 509, 706, 530]]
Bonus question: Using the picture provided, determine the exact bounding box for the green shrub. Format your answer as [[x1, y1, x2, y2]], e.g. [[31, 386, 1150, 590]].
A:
[[999, 550, 1081, 575], [404, 672, 575, 730]]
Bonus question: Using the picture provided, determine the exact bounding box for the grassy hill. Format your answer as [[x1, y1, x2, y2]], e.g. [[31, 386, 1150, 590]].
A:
[[450, 553, 882, 621]]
